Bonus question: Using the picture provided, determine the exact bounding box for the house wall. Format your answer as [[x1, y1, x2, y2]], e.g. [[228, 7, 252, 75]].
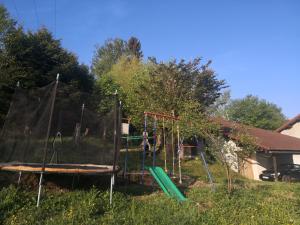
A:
[[293, 155, 300, 164], [281, 122, 300, 139], [224, 141, 295, 180], [251, 153, 273, 180]]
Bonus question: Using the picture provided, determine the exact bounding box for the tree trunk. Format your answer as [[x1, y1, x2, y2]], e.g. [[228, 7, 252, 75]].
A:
[[225, 165, 232, 194]]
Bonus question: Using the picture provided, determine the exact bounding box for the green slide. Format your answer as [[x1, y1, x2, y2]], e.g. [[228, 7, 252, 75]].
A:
[[147, 166, 187, 201]]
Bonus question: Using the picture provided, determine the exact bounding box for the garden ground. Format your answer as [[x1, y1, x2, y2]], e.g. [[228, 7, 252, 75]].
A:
[[1, 160, 300, 225]]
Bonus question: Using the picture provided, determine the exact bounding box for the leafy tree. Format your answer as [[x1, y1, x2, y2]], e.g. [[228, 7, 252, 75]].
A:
[[92, 38, 127, 77], [208, 125, 256, 193], [207, 90, 231, 117], [0, 5, 16, 49], [127, 37, 143, 59], [226, 95, 286, 130], [1, 27, 94, 90], [98, 56, 226, 138], [92, 37, 143, 78], [0, 5, 94, 124], [141, 58, 227, 113]]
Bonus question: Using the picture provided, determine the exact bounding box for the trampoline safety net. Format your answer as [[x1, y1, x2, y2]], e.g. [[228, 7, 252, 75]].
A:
[[0, 80, 121, 168]]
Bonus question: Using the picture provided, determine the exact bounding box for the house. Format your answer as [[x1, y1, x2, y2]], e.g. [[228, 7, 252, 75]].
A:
[[276, 114, 300, 164], [276, 114, 300, 138], [215, 118, 300, 180]]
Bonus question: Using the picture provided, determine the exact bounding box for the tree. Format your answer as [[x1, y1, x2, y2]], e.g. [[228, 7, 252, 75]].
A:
[[92, 38, 127, 77], [226, 95, 286, 130], [0, 5, 16, 49], [0, 5, 94, 124], [91, 37, 143, 78], [97, 56, 226, 137], [1, 27, 94, 90], [127, 37, 143, 59], [207, 89, 231, 117], [208, 124, 256, 193]]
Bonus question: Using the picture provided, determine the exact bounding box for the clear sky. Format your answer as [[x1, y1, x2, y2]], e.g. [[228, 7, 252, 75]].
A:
[[1, 0, 300, 118]]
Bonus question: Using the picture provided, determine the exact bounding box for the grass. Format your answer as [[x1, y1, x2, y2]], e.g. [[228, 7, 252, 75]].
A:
[[1, 158, 300, 225]]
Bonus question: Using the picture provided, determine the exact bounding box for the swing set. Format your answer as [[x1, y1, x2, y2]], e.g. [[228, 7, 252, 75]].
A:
[[122, 111, 183, 184], [122, 111, 215, 191]]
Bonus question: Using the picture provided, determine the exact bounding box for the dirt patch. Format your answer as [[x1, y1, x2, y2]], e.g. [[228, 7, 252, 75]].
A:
[[189, 180, 213, 188]]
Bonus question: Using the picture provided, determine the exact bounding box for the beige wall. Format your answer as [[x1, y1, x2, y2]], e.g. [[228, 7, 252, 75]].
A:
[[251, 153, 273, 180], [281, 122, 300, 139], [293, 154, 300, 164]]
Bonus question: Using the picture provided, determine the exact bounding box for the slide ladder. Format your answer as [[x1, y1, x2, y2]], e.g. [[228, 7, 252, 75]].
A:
[[147, 166, 186, 201]]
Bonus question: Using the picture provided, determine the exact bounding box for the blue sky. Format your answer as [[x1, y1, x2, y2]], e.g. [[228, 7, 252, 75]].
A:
[[1, 0, 300, 118]]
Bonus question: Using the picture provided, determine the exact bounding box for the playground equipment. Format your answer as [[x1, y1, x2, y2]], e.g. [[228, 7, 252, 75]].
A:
[[121, 118, 157, 178], [147, 166, 186, 201], [141, 111, 180, 184], [0, 75, 122, 206], [195, 137, 215, 191]]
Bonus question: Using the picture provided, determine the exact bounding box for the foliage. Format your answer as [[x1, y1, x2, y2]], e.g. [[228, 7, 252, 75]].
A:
[[0, 27, 93, 90], [226, 95, 286, 130], [207, 125, 256, 193], [91, 37, 143, 78], [127, 37, 143, 59], [207, 89, 231, 118], [0, 5, 94, 125], [99, 57, 226, 138], [92, 38, 128, 77], [0, 5, 16, 49]]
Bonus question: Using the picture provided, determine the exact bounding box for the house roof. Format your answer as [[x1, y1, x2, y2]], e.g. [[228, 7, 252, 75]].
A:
[[276, 114, 300, 133], [214, 117, 300, 153]]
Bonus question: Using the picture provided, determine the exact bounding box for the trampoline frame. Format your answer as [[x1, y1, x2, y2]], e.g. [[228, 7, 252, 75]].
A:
[[0, 163, 118, 175]]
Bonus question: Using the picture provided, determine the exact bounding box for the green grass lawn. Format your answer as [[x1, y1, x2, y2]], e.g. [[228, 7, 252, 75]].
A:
[[1, 159, 300, 225]]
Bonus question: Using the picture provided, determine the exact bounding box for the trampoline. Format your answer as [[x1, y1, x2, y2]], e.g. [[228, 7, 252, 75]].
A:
[[0, 163, 119, 175], [0, 75, 122, 206]]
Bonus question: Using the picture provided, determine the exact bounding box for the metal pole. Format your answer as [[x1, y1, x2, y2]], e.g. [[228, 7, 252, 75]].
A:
[[123, 118, 130, 178], [37, 74, 59, 207], [112, 91, 119, 173], [109, 173, 114, 205], [141, 113, 147, 184], [123, 136, 129, 179], [177, 125, 182, 184], [79, 103, 85, 133], [196, 137, 215, 191], [163, 118, 167, 172], [37, 172, 43, 207], [17, 171, 22, 185], [171, 110, 175, 177], [153, 116, 157, 168]]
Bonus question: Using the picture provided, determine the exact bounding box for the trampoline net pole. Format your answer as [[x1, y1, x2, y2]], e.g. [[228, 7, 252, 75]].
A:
[[109, 173, 114, 205], [37, 172, 43, 207], [38, 74, 59, 207], [113, 91, 120, 173], [41, 74, 59, 171], [17, 171, 22, 185]]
